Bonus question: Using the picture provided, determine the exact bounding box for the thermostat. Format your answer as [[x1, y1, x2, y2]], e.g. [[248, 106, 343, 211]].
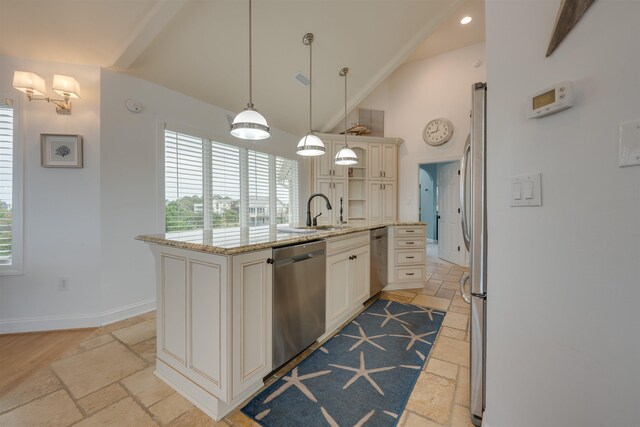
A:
[[527, 81, 573, 119]]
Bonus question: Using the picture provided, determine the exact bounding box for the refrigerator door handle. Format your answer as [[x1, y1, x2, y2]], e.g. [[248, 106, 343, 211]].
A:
[[460, 137, 471, 251], [460, 272, 472, 304]]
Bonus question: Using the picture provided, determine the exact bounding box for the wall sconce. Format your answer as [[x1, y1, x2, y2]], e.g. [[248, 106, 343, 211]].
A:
[[13, 71, 81, 115]]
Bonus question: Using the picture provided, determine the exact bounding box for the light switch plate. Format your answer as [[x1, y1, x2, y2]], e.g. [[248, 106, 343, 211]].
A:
[[619, 119, 640, 167], [510, 173, 542, 207]]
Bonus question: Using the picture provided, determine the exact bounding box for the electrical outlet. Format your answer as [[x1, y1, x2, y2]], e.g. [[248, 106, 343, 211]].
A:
[[58, 278, 69, 291]]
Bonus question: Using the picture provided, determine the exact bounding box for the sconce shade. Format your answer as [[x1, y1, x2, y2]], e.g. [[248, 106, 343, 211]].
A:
[[335, 146, 358, 165], [13, 71, 46, 96], [297, 133, 325, 156], [230, 106, 270, 140], [53, 74, 81, 99]]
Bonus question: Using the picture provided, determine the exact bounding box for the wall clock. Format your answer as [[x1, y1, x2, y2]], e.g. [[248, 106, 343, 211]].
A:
[[423, 118, 454, 146]]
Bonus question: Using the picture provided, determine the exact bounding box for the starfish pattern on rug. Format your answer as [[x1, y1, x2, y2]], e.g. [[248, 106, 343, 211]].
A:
[[329, 351, 395, 396], [366, 307, 411, 328], [321, 406, 376, 427], [342, 325, 387, 351], [390, 324, 437, 350], [263, 367, 331, 404], [411, 306, 445, 321]]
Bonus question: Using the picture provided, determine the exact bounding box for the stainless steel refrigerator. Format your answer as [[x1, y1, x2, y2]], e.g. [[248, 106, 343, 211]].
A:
[[460, 82, 487, 427]]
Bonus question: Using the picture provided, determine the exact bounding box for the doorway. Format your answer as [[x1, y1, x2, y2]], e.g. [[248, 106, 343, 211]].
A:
[[419, 161, 468, 266]]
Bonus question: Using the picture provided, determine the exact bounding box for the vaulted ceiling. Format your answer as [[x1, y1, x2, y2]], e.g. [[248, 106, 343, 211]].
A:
[[0, 0, 484, 136]]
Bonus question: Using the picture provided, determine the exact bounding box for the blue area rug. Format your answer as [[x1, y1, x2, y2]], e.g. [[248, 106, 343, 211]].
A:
[[242, 299, 445, 426]]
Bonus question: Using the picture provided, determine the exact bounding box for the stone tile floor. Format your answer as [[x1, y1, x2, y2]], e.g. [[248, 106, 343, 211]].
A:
[[0, 255, 472, 427]]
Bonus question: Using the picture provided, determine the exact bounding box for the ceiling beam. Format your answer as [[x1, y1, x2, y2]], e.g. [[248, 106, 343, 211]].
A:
[[320, 0, 466, 133], [109, 0, 188, 71]]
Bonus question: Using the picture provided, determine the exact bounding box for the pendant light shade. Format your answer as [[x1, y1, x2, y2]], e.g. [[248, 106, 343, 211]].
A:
[[230, 0, 270, 141], [297, 133, 325, 156], [297, 33, 325, 156], [335, 67, 357, 166]]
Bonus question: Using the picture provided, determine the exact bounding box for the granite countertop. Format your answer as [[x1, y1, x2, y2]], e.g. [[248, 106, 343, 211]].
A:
[[136, 222, 425, 256]]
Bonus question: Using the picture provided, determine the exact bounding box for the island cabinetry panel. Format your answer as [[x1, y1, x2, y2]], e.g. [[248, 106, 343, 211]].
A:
[[156, 247, 228, 400], [152, 245, 272, 420], [324, 231, 371, 335], [231, 249, 273, 400], [386, 225, 427, 290]]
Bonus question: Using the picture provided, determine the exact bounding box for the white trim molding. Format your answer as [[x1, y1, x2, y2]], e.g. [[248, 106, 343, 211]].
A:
[[0, 298, 156, 334]]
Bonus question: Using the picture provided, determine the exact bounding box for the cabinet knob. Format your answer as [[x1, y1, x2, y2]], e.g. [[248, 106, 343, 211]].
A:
[[354, 255, 357, 259], [383, 171, 386, 177], [266, 258, 274, 264], [379, 171, 382, 177], [348, 255, 353, 260]]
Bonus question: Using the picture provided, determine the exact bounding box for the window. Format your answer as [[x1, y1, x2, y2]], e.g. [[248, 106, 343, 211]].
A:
[[164, 130, 299, 233], [0, 100, 22, 275]]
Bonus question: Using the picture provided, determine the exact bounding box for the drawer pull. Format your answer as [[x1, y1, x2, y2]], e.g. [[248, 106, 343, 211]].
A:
[[405, 242, 415, 245], [406, 230, 415, 233], [406, 256, 415, 259], [405, 272, 415, 276]]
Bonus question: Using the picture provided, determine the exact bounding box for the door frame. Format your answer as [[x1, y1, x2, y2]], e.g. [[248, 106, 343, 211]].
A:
[[417, 155, 469, 267]]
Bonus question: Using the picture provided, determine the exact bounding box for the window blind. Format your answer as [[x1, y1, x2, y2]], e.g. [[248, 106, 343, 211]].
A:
[[0, 106, 13, 265], [164, 130, 299, 233]]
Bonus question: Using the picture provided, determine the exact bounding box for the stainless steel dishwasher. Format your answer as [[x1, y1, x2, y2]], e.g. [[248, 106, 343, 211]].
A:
[[370, 227, 388, 296], [272, 240, 326, 369]]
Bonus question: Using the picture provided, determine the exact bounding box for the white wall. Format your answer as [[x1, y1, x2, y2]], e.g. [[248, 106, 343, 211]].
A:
[[356, 43, 486, 221], [485, 1, 640, 426], [0, 57, 102, 331], [99, 70, 307, 318]]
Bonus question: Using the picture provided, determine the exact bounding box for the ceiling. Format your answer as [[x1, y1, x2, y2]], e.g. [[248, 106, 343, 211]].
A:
[[0, 0, 485, 136]]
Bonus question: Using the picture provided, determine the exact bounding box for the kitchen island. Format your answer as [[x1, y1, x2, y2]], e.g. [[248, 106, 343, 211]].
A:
[[137, 222, 425, 420]]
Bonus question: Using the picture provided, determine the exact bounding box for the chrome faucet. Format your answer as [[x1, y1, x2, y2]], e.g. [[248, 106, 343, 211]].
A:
[[306, 193, 332, 226]]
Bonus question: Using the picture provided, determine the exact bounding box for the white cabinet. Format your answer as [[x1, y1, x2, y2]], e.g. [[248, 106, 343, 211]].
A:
[[152, 245, 272, 421], [368, 182, 396, 224], [314, 134, 401, 225], [386, 225, 426, 290], [315, 140, 348, 179], [368, 142, 397, 181], [324, 232, 370, 335]]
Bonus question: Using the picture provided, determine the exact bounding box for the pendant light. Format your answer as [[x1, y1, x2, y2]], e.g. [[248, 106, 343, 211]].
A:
[[230, 0, 270, 141], [334, 67, 358, 166], [296, 33, 325, 156]]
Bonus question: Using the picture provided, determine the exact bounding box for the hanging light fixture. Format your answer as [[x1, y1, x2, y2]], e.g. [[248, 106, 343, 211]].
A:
[[296, 33, 325, 156], [230, 0, 270, 141], [334, 67, 358, 166]]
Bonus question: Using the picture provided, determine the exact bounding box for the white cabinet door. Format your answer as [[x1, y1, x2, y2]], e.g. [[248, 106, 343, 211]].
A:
[[331, 141, 348, 179], [368, 182, 382, 223], [326, 252, 350, 329], [368, 143, 382, 180], [349, 244, 370, 306], [333, 180, 347, 224], [232, 250, 272, 399], [382, 143, 397, 181], [315, 139, 334, 179], [382, 182, 397, 222]]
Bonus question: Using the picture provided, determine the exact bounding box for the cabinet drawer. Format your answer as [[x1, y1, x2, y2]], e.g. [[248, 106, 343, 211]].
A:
[[396, 250, 425, 266], [395, 267, 424, 281], [326, 231, 369, 256], [396, 226, 425, 237], [395, 239, 423, 249]]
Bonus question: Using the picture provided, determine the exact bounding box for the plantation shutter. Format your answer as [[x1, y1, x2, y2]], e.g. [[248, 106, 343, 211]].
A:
[[164, 130, 204, 232], [209, 141, 241, 229], [0, 106, 13, 265], [275, 156, 299, 225], [247, 150, 271, 227]]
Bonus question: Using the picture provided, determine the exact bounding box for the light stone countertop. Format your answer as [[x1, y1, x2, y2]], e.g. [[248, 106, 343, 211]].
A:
[[136, 222, 425, 256]]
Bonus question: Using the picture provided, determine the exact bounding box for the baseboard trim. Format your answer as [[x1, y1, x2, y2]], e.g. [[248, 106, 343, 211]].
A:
[[0, 298, 156, 334]]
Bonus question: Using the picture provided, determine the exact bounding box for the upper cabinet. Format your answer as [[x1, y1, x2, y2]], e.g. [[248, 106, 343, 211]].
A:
[[368, 143, 397, 181], [313, 134, 402, 225]]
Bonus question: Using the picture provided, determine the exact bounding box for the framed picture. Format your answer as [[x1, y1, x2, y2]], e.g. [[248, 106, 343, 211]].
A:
[[41, 134, 83, 168]]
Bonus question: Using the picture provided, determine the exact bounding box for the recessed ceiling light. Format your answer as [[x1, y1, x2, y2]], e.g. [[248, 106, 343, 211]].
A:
[[461, 16, 472, 25]]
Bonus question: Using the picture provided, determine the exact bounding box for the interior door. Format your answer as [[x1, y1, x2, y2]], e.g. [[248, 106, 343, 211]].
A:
[[438, 162, 464, 265]]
